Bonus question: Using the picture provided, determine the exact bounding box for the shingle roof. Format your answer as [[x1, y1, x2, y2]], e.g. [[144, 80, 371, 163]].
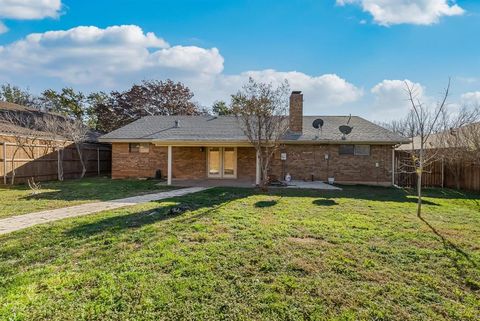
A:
[[99, 115, 408, 144], [0, 101, 64, 118]]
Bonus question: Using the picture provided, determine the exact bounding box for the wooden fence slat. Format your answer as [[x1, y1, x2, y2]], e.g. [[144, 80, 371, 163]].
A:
[[0, 142, 111, 184], [395, 151, 480, 192]]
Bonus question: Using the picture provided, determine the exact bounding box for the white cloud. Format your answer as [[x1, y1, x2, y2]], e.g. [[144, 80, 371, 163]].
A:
[[336, 0, 464, 26], [236, 70, 362, 109], [0, 0, 62, 19], [0, 25, 362, 112], [461, 92, 480, 106], [0, 21, 8, 34], [370, 79, 425, 119], [0, 25, 222, 85]]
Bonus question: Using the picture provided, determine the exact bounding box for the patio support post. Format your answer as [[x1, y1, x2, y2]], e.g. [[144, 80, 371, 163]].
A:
[[167, 145, 172, 185], [255, 149, 261, 186]]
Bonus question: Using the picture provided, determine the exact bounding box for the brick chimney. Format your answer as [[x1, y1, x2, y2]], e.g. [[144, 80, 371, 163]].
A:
[[289, 91, 303, 133]]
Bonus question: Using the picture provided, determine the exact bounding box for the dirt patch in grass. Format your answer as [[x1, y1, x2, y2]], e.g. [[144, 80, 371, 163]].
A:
[[287, 236, 334, 247]]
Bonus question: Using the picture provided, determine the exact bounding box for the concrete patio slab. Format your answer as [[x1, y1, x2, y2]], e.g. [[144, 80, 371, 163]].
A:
[[159, 179, 341, 190], [285, 180, 342, 190], [168, 179, 256, 188]]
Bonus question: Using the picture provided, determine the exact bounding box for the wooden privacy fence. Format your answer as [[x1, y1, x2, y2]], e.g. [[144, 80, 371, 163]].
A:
[[395, 151, 480, 192], [0, 141, 111, 184]]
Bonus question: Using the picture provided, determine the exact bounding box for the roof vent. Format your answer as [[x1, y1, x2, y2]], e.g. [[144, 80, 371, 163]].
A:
[[174, 120, 180, 128]]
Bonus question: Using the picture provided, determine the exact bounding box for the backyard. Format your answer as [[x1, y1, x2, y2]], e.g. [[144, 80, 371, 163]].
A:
[[0, 177, 174, 219], [0, 184, 479, 320]]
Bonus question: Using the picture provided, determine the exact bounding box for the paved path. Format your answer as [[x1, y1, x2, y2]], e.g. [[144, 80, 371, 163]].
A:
[[0, 187, 208, 235]]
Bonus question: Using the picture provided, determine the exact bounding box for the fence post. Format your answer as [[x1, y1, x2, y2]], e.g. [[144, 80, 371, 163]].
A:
[[441, 158, 445, 188], [2, 142, 6, 185], [97, 147, 100, 176], [57, 148, 61, 181]]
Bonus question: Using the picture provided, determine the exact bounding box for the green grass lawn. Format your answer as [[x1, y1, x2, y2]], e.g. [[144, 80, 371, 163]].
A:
[[0, 186, 479, 320], [0, 177, 174, 219]]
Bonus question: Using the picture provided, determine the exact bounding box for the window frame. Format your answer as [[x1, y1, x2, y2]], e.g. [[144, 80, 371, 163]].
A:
[[339, 144, 355, 155], [129, 143, 150, 153], [354, 145, 370, 156]]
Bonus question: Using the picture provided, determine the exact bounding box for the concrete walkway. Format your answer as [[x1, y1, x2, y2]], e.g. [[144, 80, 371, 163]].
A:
[[0, 187, 208, 235]]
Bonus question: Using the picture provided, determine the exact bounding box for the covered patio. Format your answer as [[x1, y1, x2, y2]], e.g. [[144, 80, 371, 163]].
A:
[[161, 144, 261, 186], [159, 178, 342, 190], [169, 178, 256, 188]]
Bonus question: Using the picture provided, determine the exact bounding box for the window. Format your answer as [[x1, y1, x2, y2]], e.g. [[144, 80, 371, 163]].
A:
[[339, 144, 371, 156], [129, 143, 149, 153], [339, 144, 354, 155], [354, 145, 370, 156]]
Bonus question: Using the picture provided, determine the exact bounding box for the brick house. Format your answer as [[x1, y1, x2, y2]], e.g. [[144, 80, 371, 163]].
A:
[[99, 91, 408, 186]]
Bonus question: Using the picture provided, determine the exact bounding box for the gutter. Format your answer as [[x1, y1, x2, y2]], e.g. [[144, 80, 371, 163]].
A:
[[98, 138, 410, 146]]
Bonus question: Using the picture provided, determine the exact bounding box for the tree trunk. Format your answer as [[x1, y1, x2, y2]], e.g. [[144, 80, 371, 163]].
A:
[[57, 148, 64, 181], [10, 150, 18, 185], [75, 143, 87, 179], [417, 168, 422, 217], [417, 151, 423, 218]]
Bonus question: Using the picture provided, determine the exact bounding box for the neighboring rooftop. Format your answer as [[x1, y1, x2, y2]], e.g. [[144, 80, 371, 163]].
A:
[[0, 101, 103, 143], [99, 115, 409, 144], [397, 122, 480, 150]]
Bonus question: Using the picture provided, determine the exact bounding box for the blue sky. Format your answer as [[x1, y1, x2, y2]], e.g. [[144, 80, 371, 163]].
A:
[[0, 0, 479, 120]]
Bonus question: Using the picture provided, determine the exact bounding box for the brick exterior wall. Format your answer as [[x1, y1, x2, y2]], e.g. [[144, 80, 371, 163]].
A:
[[289, 92, 303, 133], [270, 144, 393, 185], [111, 144, 257, 181], [112, 143, 168, 179], [237, 147, 257, 181], [172, 147, 206, 179], [111, 142, 393, 185]]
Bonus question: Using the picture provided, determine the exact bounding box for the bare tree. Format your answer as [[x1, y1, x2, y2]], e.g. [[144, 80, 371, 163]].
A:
[[463, 122, 480, 159], [64, 119, 89, 178], [42, 115, 70, 181], [377, 118, 413, 137], [231, 78, 290, 189], [27, 177, 42, 195], [42, 115, 90, 180], [0, 111, 45, 184], [399, 80, 451, 217]]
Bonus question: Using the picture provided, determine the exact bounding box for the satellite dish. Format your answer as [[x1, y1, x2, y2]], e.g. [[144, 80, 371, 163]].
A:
[[339, 125, 352, 135], [312, 118, 324, 129], [339, 115, 354, 140], [312, 118, 324, 139]]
